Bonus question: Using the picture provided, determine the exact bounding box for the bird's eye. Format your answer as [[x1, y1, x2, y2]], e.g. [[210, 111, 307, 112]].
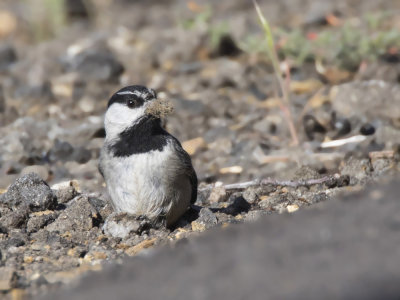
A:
[[127, 99, 135, 108]]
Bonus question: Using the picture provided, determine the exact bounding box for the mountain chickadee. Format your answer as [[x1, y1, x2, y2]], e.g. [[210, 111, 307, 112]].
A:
[[99, 85, 197, 227]]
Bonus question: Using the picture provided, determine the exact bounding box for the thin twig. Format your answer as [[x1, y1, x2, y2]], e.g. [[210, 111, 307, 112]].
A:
[[199, 174, 340, 192], [253, 0, 299, 146]]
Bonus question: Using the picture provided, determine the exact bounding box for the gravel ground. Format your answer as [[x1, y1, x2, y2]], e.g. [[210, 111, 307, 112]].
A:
[[0, 0, 399, 299], [40, 177, 400, 300]]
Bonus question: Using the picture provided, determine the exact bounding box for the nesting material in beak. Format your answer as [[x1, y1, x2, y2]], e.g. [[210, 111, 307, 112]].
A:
[[145, 98, 173, 118]]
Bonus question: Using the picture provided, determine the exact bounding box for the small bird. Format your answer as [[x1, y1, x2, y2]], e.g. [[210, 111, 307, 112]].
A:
[[99, 85, 197, 227]]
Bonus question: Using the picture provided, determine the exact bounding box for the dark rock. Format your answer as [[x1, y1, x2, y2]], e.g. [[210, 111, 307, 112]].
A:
[[223, 196, 251, 216], [103, 213, 152, 239], [331, 113, 351, 138], [0, 44, 17, 71], [303, 115, 326, 140], [0, 173, 56, 212], [48, 140, 74, 163], [360, 123, 376, 136], [46, 196, 100, 233], [71, 147, 91, 164], [54, 186, 78, 204], [325, 175, 350, 188], [212, 34, 242, 57], [0, 208, 28, 229], [66, 49, 124, 82]]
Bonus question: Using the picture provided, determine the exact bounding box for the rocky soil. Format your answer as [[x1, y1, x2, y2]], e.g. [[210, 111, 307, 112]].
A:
[[0, 0, 399, 299]]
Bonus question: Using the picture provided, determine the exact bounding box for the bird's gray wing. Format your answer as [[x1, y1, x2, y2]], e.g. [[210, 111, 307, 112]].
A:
[[172, 140, 198, 204]]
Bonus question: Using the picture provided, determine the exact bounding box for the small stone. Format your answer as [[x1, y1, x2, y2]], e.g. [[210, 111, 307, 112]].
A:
[[52, 181, 79, 204], [0, 267, 17, 291], [194, 208, 218, 230], [23, 256, 34, 264], [191, 221, 206, 232], [212, 34, 242, 57], [287, 204, 299, 213], [208, 186, 227, 203], [103, 213, 151, 239], [331, 114, 351, 138], [303, 115, 326, 140], [0, 173, 56, 212], [125, 238, 157, 256], [360, 123, 375, 136], [224, 196, 251, 216]]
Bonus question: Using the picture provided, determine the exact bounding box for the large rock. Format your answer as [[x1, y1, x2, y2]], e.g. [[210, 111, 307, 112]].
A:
[[0, 173, 56, 212], [46, 195, 100, 233], [330, 80, 400, 121]]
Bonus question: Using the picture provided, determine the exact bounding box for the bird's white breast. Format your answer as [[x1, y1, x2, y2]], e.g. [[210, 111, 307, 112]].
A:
[[100, 142, 191, 225]]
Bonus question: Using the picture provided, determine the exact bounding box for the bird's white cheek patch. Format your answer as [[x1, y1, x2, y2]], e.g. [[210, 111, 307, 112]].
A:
[[104, 103, 147, 140]]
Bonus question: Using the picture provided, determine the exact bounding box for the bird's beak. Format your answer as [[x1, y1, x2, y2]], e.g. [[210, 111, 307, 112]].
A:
[[145, 98, 173, 118]]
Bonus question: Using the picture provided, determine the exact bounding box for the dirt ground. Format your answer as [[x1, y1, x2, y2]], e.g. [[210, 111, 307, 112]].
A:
[[0, 0, 399, 299]]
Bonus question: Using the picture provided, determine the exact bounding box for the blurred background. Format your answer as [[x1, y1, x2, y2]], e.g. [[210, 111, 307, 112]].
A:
[[0, 0, 399, 192]]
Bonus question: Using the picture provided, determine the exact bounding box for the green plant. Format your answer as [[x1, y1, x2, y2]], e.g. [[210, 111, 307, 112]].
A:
[[243, 10, 400, 71]]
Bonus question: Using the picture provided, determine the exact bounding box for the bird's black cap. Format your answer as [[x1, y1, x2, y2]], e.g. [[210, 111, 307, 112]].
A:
[[107, 85, 157, 108]]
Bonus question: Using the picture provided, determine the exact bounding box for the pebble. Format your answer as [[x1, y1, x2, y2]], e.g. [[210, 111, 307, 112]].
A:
[[125, 238, 157, 256], [194, 208, 218, 230], [103, 213, 151, 239], [360, 123, 375, 136]]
